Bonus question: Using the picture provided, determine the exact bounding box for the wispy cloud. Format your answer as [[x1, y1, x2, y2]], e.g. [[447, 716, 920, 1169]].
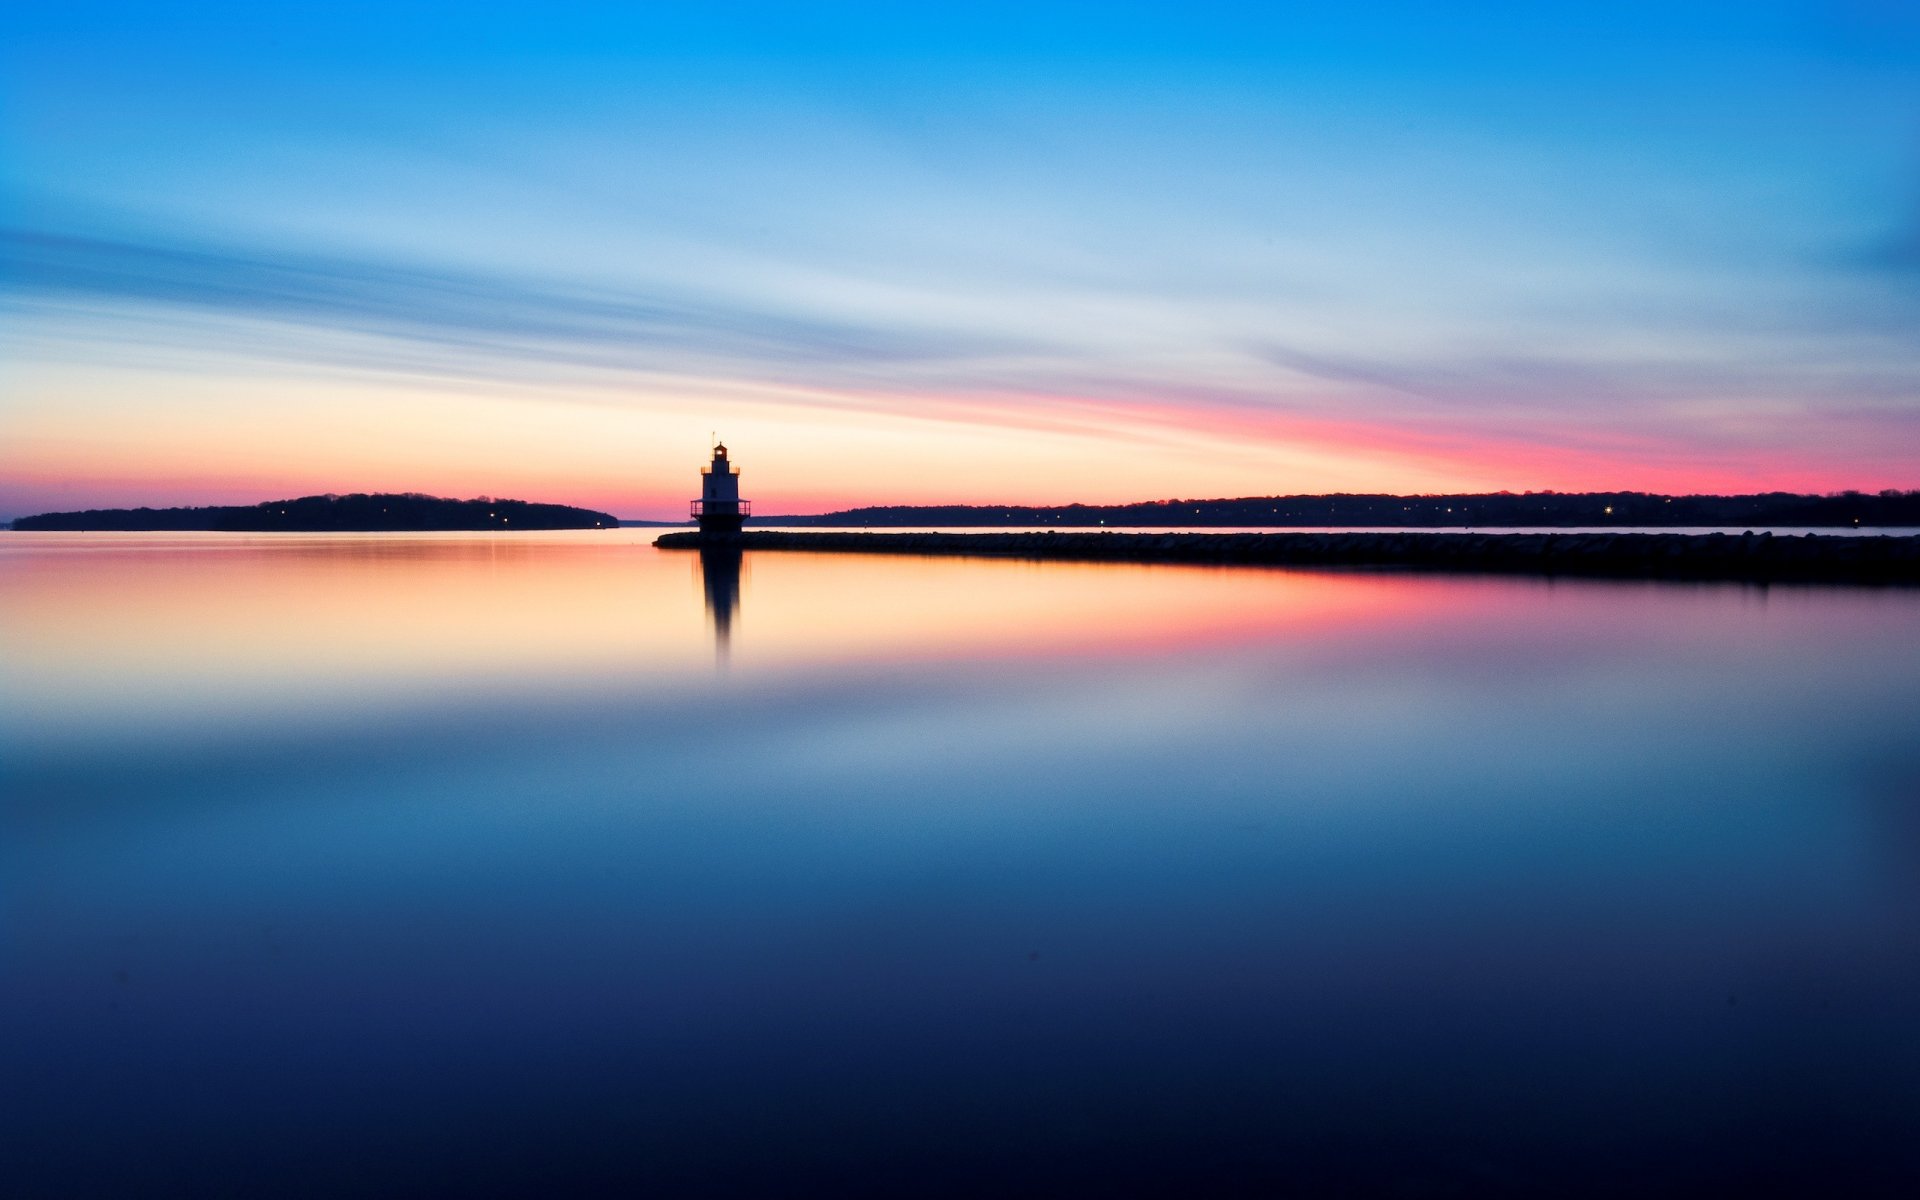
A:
[[0, 226, 1030, 379], [1863, 204, 1920, 276]]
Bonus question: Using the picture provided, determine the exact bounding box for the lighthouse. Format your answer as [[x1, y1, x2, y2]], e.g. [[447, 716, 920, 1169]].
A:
[[691, 441, 749, 537]]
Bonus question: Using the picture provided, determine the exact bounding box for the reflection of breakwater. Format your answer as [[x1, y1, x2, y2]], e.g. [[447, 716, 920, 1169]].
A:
[[657, 529, 1920, 585]]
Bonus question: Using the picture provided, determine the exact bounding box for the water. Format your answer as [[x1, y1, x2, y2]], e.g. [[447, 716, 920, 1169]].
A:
[[5, 531, 1919, 1196]]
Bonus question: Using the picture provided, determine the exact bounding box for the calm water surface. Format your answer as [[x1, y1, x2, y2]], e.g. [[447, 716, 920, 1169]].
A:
[[4, 531, 1919, 1196]]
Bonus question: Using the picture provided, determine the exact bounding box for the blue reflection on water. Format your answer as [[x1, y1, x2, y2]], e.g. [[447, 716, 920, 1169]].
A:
[[4, 538, 1919, 1196]]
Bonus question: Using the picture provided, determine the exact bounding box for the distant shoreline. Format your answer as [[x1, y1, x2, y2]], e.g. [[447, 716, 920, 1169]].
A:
[[9, 493, 618, 532], [750, 490, 1920, 530], [655, 529, 1920, 585]]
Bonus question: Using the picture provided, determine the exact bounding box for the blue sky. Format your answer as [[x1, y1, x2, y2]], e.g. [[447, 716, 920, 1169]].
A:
[[2, 2, 1916, 516]]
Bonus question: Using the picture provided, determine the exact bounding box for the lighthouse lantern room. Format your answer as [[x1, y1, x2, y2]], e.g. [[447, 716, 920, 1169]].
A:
[[691, 442, 749, 536]]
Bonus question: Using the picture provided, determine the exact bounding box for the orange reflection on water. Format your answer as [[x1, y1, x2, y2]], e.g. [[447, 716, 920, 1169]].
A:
[[2, 530, 1476, 742], [714, 547, 1434, 667], [1, 533, 709, 738]]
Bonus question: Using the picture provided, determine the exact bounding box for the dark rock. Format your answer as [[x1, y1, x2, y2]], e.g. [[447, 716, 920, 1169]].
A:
[[653, 529, 1920, 585]]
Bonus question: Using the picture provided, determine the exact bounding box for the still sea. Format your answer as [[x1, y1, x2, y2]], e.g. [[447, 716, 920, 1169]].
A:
[[4, 531, 1918, 1196]]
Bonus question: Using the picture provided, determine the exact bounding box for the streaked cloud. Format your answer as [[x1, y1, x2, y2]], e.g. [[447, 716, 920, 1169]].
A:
[[0, 227, 1028, 377]]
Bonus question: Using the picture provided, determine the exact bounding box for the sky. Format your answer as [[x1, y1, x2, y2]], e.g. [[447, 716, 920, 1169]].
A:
[[2, 2, 1917, 519]]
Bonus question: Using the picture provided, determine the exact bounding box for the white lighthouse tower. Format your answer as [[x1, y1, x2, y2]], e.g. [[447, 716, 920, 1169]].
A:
[[692, 441, 749, 537]]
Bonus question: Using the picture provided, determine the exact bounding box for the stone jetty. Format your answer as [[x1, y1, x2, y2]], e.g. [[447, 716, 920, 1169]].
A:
[[654, 529, 1920, 585]]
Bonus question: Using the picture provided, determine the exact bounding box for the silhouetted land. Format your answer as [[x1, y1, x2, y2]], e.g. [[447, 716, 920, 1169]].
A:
[[758, 490, 1920, 528], [657, 529, 1920, 585], [10, 493, 618, 531]]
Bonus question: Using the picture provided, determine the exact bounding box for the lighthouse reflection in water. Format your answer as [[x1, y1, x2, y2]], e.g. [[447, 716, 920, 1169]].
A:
[[699, 543, 742, 667]]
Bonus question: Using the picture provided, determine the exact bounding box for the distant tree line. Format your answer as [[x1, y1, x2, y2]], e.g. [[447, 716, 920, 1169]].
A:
[[765, 490, 1920, 529], [11, 493, 619, 531]]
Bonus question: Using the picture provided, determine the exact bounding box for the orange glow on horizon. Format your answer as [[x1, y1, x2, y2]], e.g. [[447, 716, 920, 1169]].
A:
[[1, 363, 1909, 521]]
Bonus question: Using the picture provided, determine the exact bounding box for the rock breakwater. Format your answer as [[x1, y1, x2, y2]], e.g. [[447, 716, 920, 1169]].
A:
[[653, 529, 1920, 584]]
